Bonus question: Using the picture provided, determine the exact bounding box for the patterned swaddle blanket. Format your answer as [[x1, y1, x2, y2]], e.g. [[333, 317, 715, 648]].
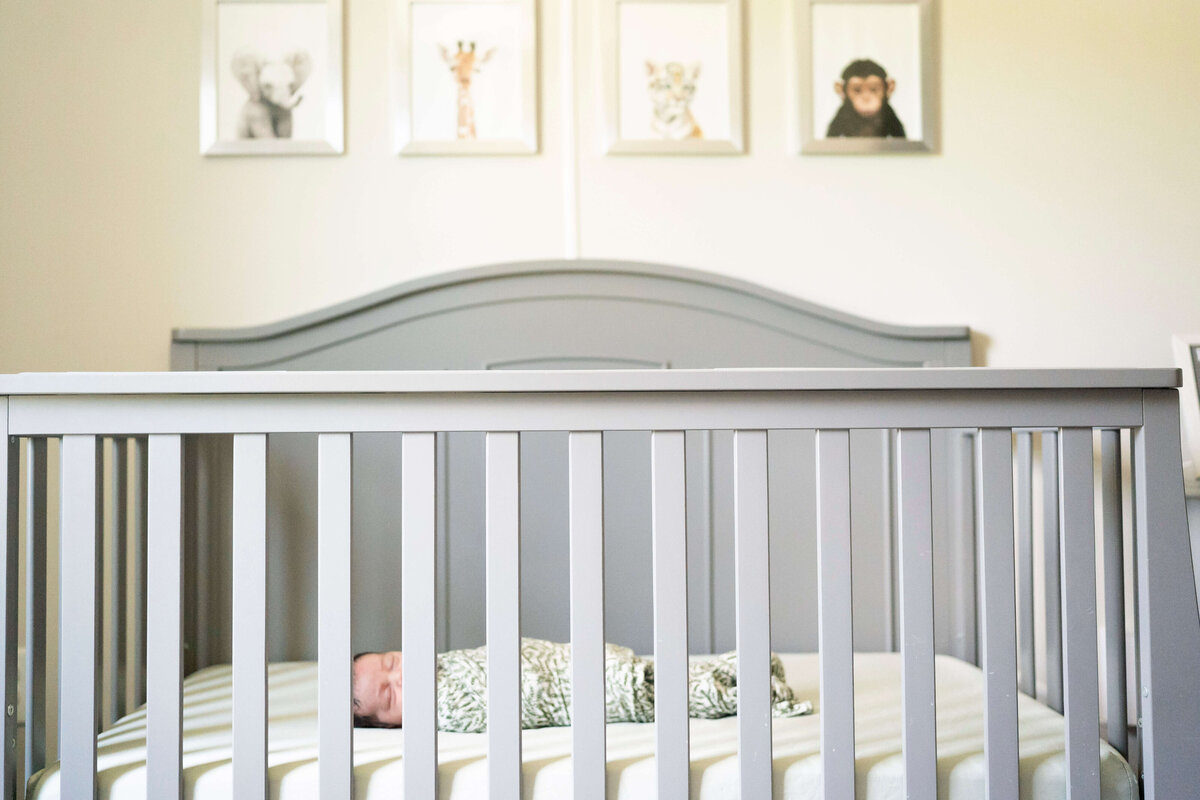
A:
[[436, 637, 813, 733]]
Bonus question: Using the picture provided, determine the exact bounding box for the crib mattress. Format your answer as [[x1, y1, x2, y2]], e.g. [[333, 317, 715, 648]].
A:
[[28, 653, 1136, 800]]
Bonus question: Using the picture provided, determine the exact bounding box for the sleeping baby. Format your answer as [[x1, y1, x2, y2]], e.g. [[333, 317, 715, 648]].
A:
[[352, 637, 812, 731]]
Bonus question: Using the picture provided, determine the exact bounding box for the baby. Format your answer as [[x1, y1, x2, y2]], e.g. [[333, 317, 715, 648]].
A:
[[352, 638, 811, 732]]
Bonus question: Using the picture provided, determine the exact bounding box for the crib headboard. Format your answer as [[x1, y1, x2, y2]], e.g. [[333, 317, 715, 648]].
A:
[[171, 260, 974, 664]]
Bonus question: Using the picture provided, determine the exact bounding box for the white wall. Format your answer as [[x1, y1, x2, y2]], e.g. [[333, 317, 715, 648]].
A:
[[2, 0, 1199, 373]]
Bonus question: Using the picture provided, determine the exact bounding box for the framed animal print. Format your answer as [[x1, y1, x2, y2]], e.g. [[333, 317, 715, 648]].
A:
[[392, 0, 538, 155], [600, 0, 745, 155], [200, 0, 344, 156], [795, 0, 939, 154]]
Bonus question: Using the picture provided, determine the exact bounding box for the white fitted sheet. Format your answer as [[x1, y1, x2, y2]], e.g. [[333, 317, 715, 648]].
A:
[[28, 653, 1136, 800]]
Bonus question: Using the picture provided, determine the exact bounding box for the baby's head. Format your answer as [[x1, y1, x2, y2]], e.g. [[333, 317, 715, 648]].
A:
[[352, 651, 403, 728]]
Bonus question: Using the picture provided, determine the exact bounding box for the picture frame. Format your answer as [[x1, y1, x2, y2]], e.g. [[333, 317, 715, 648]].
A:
[[1172, 334, 1200, 484], [392, 0, 539, 156], [795, 0, 938, 155], [200, 0, 344, 156], [599, 0, 745, 155]]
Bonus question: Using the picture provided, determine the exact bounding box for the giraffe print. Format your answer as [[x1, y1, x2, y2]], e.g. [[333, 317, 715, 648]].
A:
[[439, 40, 496, 140]]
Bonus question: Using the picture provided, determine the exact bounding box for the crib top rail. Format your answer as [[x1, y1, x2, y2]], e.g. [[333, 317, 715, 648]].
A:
[[0, 367, 1182, 396]]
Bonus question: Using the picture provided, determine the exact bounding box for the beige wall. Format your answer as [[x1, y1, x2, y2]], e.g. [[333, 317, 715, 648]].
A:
[[2, 0, 1199, 374]]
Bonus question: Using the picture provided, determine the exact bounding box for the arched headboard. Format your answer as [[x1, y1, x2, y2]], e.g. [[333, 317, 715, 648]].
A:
[[171, 260, 975, 666], [171, 259, 970, 371]]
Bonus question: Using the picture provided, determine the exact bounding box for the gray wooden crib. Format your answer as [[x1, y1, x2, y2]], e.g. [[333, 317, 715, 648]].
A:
[[1, 262, 1198, 800]]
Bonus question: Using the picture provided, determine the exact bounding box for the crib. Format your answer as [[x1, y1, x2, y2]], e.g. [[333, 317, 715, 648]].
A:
[[3, 367, 1200, 799], [3, 263, 1200, 799]]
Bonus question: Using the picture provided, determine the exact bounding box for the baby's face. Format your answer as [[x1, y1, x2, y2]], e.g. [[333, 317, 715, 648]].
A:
[[353, 651, 403, 726]]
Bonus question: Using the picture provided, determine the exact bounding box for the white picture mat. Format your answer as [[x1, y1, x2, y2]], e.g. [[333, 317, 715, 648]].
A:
[[216, 3, 330, 141], [617, 3, 731, 141], [811, 3, 922, 141], [409, 3, 525, 141]]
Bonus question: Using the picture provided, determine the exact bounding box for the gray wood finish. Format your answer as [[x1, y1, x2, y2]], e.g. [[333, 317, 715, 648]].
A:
[[976, 429, 1018, 800], [1015, 432, 1035, 696], [1, 409, 16, 800], [652, 431, 689, 800], [1132, 390, 1200, 800], [1059, 429, 1101, 799], [1127, 432, 1143, 778], [816, 429, 854, 800], [59, 435, 98, 800], [937, 429, 978, 665], [1041, 430, 1064, 713], [1100, 430, 1128, 756], [897, 429, 937, 800], [734, 430, 772, 799], [569, 432, 605, 800], [401, 433, 438, 800], [167, 260, 973, 661], [317, 434, 352, 800], [24, 438, 47, 783], [131, 438, 148, 710], [106, 440, 127, 727], [232, 434, 267, 800], [486, 432, 521, 799], [12, 391, 1148, 438], [8, 368, 1200, 800], [146, 434, 183, 800]]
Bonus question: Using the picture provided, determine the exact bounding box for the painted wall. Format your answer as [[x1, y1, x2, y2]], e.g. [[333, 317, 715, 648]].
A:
[[2, 0, 1199, 374]]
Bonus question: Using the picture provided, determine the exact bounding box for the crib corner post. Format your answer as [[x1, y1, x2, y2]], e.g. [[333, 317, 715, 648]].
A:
[[1, 401, 17, 800], [1131, 388, 1200, 799]]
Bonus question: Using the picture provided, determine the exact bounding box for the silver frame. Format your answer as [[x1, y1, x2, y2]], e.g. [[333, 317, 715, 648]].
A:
[[392, 0, 539, 156], [599, 0, 745, 156], [794, 0, 939, 155], [200, 0, 345, 156]]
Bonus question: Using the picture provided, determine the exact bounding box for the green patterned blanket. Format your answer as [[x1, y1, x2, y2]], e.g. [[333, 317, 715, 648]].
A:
[[436, 638, 813, 733]]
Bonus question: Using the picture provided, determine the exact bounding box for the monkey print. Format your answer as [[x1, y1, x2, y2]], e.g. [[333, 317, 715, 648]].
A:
[[825, 59, 906, 139]]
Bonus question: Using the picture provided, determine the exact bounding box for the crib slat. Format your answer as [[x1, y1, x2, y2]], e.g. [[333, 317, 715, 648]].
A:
[[487, 431, 522, 798], [146, 434, 183, 800], [897, 429, 937, 798], [816, 429, 854, 800], [108, 438, 128, 725], [1015, 432, 1036, 696], [232, 434, 268, 800], [735, 430, 772, 799], [569, 431, 605, 800], [1, 421, 17, 800], [1127, 433, 1143, 778], [482, 434, 520, 796], [652, 431, 689, 800], [1100, 430, 1127, 756], [318, 433, 353, 800], [402, 432, 438, 799], [1060, 429, 1101, 798], [94, 440, 105, 734], [24, 438, 48, 781], [131, 437, 149, 710], [60, 435, 100, 799], [977, 429, 1019, 800], [1042, 430, 1064, 712]]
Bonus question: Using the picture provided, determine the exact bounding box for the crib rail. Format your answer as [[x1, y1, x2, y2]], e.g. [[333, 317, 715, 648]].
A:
[[2, 369, 1199, 800]]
